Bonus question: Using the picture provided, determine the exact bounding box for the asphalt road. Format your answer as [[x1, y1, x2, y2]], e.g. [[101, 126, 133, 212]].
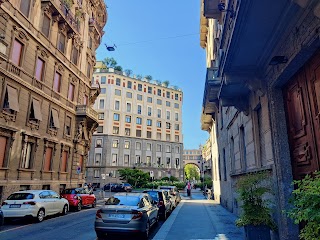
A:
[[0, 202, 165, 240]]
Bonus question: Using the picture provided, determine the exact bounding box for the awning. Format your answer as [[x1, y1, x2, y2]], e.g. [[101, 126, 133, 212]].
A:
[[51, 109, 60, 128], [32, 99, 42, 121], [7, 86, 20, 112]]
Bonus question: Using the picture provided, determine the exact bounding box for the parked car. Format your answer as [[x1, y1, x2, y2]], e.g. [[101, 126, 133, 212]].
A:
[[0, 209, 4, 229], [103, 183, 117, 192], [158, 186, 181, 205], [95, 192, 159, 239], [61, 187, 96, 211], [1, 190, 69, 222], [143, 189, 171, 220], [113, 183, 133, 192]]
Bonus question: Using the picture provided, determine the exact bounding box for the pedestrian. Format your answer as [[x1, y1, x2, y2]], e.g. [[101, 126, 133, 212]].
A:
[[187, 181, 191, 196]]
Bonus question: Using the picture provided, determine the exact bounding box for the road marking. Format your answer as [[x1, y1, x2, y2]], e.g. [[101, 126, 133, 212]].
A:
[[0, 208, 96, 234]]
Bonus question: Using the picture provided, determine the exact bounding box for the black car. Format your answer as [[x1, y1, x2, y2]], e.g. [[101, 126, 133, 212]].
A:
[[113, 183, 133, 192], [103, 183, 117, 191], [143, 189, 171, 220]]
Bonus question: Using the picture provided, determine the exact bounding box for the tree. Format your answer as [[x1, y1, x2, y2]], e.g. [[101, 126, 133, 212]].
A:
[[162, 80, 170, 87], [172, 85, 179, 90], [117, 168, 149, 188], [102, 57, 117, 68], [155, 80, 162, 86], [145, 75, 152, 81], [114, 66, 123, 71], [124, 69, 133, 77], [184, 164, 200, 180], [136, 74, 143, 80]]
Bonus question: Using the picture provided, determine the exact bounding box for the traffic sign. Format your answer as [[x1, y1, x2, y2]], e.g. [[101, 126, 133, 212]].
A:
[[76, 166, 81, 174]]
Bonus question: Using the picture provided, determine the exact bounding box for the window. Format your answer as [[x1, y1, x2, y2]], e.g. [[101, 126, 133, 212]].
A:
[[157, 89, 161, 96], [175, 158, 179, 167], [157, 109, 161, 118], [136, 155, 141, 164], [126, 103, 131, 112], [44, 147, 53, 171], [137, 105, 142, 114], [147, 97, 152, 103], [175, 146, 180, 153], [112, 154, 117, 166], [166, 134, 170, 141], [157, 99, 162, 105], [101, 76, 106, 84], [95, 153, 101, 166], [166, 101, 170, 107], [125, 128, 130, 136], [125, 115, 131, 123], [166, 122, 171, 129], [87, 62, 91, 78], [157, 132, 161, 140], [147, 131, 152, 138], [112, 140, 119, 148], [115, 89, 121, 96], [175, 113, 179, 121], [96, 126, 103, 133], [146, 156, 151, 166], [2, 85, 20, 114], [100, 88, 106, 94], [138, 84, 142, 91], [35, 58, 45, 82], [127, 81, 132, 89], [175, 93, 179, 100], [113, 126, 119, 134], [65, 116, 72, 135], [71, 46, 78, 65], [174, 124, 179, 130], [98, 113, 104, 120], [115, 100, 120, 110], [166, 91, 170, 98], [156, 121, 162, 128], [175, 135, 179, 142], [0, 136, 8, 168], [113, 113, 119, 121], [83, 95, 88, 105], [29, 99, 42, 123], [124, 155, 129, 165], [20, 0, 31, 17], [53, 72, 62, 93], [157, 157, 161, 165], [166, 111, 170, 120], [94, 170, 99, 178], [41, 14, 51, 37], [58, 33, 66, 53], [68, 83, 75, 101], [166, 157, 170, 165], [147, 119, 152, 126], [11, 39, 24, 66], [137, 94, 142, 101], [240, 126, 247, 171], [49, 109, 60, 129], [126, 92, 132, 98], [174, 103, 179, 109], [116, 78, 121, 86], [166, 145, 171, 153], [61, 150, 68, 172], [21, 142, 34, 169], [136, 129, 141, 137], [148, 86, 152, 94], [147, 107, 152, 116], [99, 99, 104, 109], [156, 144, 162, 152], [96, 139, 102, 147], [124, 141, 130, 149], [136, 142, 141, 150], [136, 117, 142, 124]]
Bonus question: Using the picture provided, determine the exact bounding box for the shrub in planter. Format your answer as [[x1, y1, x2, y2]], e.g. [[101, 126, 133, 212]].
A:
[[286, 171, 320, 240], [235, 171, 277, 240]]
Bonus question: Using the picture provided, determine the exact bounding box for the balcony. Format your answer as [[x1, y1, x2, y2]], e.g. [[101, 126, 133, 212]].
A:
[[203, 0, 221, 19], [76, 105, 98, 126]]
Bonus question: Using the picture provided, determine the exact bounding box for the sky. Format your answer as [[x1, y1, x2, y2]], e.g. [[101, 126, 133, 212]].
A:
[[96, 0, 209, 149]]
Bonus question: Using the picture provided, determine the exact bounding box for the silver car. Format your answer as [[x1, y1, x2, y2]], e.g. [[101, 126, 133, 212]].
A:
[[95, 192, 159, 239], [1, 190, 69, 222]]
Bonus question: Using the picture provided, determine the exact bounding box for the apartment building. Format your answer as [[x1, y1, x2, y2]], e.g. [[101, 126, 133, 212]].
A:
[[0, 0, 106, 202], [86, 64, 184, 187]]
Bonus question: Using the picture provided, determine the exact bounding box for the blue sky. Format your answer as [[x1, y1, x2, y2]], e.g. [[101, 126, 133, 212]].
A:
[[96, 0, 209, 149]]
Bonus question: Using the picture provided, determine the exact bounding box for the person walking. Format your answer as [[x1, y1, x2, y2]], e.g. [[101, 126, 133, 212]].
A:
[[187, 181, 191, 196]]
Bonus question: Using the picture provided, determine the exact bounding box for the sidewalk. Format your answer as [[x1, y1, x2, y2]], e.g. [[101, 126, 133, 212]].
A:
[[152, 190, 244, 240]]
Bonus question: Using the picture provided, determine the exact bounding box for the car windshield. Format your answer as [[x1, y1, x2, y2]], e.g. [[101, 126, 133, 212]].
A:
[[105, 196, 140, 206], [145, 191, 159, 201], [61, 189, 77, 194], [7, 193, 34, 200]]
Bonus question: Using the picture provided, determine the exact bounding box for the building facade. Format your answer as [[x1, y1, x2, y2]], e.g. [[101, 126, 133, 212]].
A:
[[0, 0, 106, 202], [86, 64, 184, 187], [182, 148, 203, 177]]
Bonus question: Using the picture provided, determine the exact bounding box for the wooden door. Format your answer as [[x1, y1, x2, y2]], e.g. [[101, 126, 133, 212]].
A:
[[283, 53, 320, 180]]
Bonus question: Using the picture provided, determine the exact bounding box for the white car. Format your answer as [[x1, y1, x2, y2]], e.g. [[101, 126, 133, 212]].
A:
[[1, 190, 69, 222]]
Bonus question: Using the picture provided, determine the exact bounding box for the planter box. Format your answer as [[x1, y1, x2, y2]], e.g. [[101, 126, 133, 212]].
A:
[[244, 225, 271, 240]]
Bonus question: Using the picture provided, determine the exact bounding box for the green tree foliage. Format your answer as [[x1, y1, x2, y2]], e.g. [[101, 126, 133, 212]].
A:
[[102, 57, 117, 68], [117, 168, 149, 188], [124, 69, 133, 77], [162, 80, 170, 87], [136, 74, 143, 80], [184, 164, 200, 180], [114, 66, 123, 71], [145, 75, 152, 81]]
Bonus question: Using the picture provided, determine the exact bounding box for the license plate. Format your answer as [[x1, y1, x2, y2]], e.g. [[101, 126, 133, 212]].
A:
[[108, 213, 126, 218], [9, 204, 21, 208]]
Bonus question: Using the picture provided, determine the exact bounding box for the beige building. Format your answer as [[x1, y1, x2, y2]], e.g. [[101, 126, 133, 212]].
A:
[[0, 0, 106, 202], [86, 64, 184, 187]]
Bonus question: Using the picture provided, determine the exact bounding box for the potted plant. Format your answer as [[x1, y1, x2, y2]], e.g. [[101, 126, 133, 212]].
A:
[[286, 171, 320, 240], [235, 171, 277, 240]]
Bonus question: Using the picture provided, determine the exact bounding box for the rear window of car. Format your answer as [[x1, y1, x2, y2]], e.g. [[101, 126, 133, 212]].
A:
[[7, 193, 34, 200], [145, 191, 159, 201], [61, 189, 76, 194], [105, 196, 140, 206]]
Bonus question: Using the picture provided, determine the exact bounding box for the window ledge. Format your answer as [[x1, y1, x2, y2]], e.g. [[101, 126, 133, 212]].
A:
[[0, 167, 9, 170], [17, 168, 36, 172], [41, 170, 55, 173], [59, 171, 68, 174], [229, 165, 273, 177]]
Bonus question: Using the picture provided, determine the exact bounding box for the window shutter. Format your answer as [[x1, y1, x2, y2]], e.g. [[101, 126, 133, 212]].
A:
[[7, 86, 20, 112]]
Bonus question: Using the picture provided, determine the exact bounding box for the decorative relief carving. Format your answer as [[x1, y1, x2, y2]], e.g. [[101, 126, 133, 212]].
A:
[[55, 62, 65, 72], [27, 121, 39, 131], [12, 26, 30, 41], [0, 111, 16, 122]]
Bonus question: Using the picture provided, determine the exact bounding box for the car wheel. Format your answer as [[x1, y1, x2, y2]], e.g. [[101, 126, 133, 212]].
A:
[[62, 204, 68, 215], [141, 221, 150, 239], [76, 202, 82, 211], [36, 209, 45, 222], [92, 200, 96, 208]]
